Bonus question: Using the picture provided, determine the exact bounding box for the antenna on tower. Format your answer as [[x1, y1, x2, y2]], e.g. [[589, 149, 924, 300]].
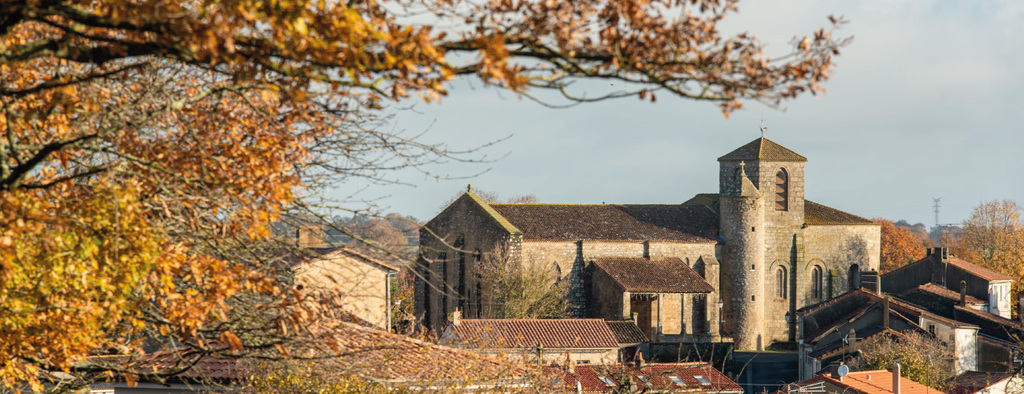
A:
[[932, 198, 941, 228]]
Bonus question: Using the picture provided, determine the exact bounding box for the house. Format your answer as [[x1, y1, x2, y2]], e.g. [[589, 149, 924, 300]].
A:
[[951, 372, 1023, 394], [548, 361, 743, 393], [439, 316, 647, 364], [281, 240, 399, 331], [590, 257, 715, 343], [882, 248, 1014, 319], [418, 137, 881, 350], [778, 362, 946, 394], [796, 289, 984, 379], [893, 283, 1023, 372]]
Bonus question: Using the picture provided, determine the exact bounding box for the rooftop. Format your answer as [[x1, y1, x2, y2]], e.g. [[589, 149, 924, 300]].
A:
[[804, 200, 876, 226], [782, 370, 946, 394], [604, 321, 649, 344], [487, 203, 718, 242], [447, 319, 621, 349], [884, 254, 1012, 282], [718, 137, 808, 162], [592, 257, 715, 293], [550, 362, 742, 393]]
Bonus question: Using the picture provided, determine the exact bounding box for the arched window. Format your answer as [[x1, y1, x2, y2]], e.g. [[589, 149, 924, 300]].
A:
[[474, 249, 483, 318], [438, 252, 448, 312], [811, 266, 824, 298], [848, 264, 860, 291], [454, 235, 466, 309], [776, 267, 788, 299], [775, 169, 789, 211]]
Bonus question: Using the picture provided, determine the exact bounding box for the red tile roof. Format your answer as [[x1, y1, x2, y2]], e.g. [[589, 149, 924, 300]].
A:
[[91, 323, 528, 388], [448, 319, 621, 349], [804, 201, 876, 225], [273, 247, 400, 272], [88, 352, 244, 381], [550, 362, 742, 393], [782, 370, 946, 394], [945, 257, 1012, 281], [718, 137, 808, 162], [592, 257, 714, 293], [487, 204, 718, 242]]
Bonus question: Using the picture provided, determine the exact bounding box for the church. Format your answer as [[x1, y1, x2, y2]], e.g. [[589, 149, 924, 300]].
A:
[[416, 137, 881, 351]]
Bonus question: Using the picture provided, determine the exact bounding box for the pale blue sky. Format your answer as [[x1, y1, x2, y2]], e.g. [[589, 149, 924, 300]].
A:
[[330, 0, 1024, 227]]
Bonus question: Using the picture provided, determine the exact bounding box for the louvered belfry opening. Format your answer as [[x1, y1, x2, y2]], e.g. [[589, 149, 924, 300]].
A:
[[775, 169, 788, 211]]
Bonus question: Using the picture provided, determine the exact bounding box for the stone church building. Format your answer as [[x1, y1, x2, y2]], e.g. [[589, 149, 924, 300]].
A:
[[416, 137, 881, 350]]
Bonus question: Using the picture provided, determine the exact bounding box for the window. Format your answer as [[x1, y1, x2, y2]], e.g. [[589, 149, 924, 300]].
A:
[[775, 169, 789, 211], [637, 376, 649, 384], [928, 324, 936, 335], [598, 376, 616, 387], [776, 267, 788, 299], [455, 236, 466, 309], [669, 376, 686, 387], [421, 257, 431, 326], [474, 249, 483, 318], [812, 266, 824, 299], [695, 376, 712, 385], [438, 252, 448, 311]]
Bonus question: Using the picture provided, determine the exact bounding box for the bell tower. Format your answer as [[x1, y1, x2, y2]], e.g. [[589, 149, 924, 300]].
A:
[[717, 137, 808, 350]]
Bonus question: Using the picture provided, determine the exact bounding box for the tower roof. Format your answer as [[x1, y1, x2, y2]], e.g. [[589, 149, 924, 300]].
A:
[[717, 137, 807, 162]]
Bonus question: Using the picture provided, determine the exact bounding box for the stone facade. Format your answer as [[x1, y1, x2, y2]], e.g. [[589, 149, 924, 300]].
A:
[[293, 249, 398, 330], [418, 137, 881, 350]]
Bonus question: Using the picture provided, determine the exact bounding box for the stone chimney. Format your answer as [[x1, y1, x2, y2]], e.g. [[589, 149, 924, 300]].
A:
[[635, 351, 645, 367], [296, 225, 325, 248], [930, 247, 948, 261], [565, 352, 574, 374], [960, 281, 968, 306], [892, 360, 901, 394], [848, 329, 857, 353], [452, 308, 462, 326]]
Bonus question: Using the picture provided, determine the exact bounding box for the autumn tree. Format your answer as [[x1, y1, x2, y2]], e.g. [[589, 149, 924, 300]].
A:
[[952, 200, 1024, 318], [848, 331, 954, 391], [0, 0, 847, 389], [479, 250, 569, 319], [875, 218, 929, 273]]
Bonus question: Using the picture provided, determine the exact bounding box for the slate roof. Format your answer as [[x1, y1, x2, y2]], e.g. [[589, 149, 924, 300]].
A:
[[780, 370, 945, 394], [487, 204, 718, 242], [550, 362, 742, 393], [804, 201, 876, 225], [448, 319, 621, 349], [885, 254, 1013, 282], [799, 290, 976, 343], [592, 257, 715, 293], [604, 321, 649, 344], [900, 283, 985, 306], [718, 137, 807, 162], [685, 194, 875, 227]]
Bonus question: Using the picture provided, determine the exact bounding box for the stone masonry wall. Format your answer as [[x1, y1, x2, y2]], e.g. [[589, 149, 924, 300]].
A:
[[417, 193, 515, 333], [719, 194, 766, 350]]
